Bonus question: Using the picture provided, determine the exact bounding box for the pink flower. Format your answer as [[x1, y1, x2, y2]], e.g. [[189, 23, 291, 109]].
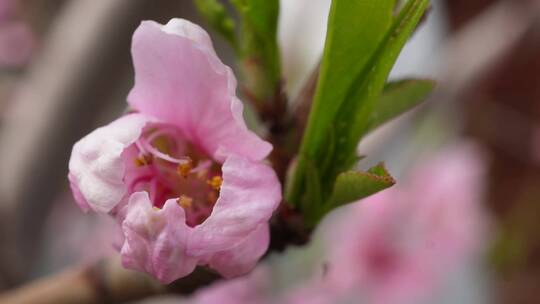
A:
[[68, 19, 281, 283]]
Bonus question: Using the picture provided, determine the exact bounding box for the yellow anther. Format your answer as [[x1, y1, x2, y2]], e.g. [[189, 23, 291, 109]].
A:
[[153, 206, 161, 211], [177, 195, 193, 209], [177, 160, 193, 177], [134, 154, 153, 167], [207, 176, 223, 190]]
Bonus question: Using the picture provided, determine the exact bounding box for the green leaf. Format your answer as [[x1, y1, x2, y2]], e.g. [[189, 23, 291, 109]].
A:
[[194, 0, 237, 47], [286, 0, 430, 230], [287, 0, 397, 205], [330, 0, 431, 177], [366, 78, 435, 133], [299, 0, 396, 163], [288, 0, 430, 224], [328, 163, 395, 208]]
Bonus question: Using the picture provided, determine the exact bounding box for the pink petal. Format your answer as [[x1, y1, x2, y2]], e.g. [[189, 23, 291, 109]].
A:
[[127, 19, 272, 162], [208, 224, 270, 278], [120, 192, 197, 283], [68, 172, 90, 212], [159, 18, 216, 55], [68, 113, 151, 213], [189, 155, 281, 255]]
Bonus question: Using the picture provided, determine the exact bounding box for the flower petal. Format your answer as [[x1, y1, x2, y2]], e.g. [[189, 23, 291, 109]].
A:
[[68, 113, 150, 213], [127, 19, 272, 162], [120, 192, 197, 283], [68, 172, 90, 212], [208, 224, 270, 278], [189, 155, 281, 255]]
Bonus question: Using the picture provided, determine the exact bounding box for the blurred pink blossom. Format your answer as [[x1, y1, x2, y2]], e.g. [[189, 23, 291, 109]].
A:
[[187, 143, 489, 303], [0, 0, 35, 67], [193, 265, 272, 304], [68, 19, 281, 283], [320, 143, 489, 304]]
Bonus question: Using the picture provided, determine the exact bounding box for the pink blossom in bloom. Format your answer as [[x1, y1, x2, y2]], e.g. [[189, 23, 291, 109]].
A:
[[318, 144, 489, 304], [185, 144, 489, 304], [68, 19, 281, 283]]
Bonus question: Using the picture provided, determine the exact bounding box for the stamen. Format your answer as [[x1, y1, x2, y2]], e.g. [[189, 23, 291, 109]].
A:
[[177, 195, 193, 209], [177, 159, 194, 178], [146, 125, 183, 144], [196, 168, 209, 180], [129, 126, 223, 225], [134, 154, 153, 167], [191, 160, 212, 174], [138, 138, 191, 165], [135, 140, 148, 154], [193, 160, 212, 181], [207, 176, 223, 190]]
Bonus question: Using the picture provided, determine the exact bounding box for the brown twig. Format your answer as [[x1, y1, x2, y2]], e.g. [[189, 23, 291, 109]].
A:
[[266, 66, 321, 250], [268, 202, 312, 251], [267, 63, 320, 182], [0, 257, 219, 304]]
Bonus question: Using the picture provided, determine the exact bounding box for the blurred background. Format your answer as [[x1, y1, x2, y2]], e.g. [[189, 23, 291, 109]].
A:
[[0, 0, 540, 303]]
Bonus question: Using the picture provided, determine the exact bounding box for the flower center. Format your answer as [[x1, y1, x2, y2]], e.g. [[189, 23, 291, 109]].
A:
[[126, 124, 222, 227]]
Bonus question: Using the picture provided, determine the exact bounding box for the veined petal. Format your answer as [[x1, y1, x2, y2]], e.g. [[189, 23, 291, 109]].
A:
[[68, 113, 151, 213], [127, 19, 272, 162], [189, 155, 281, 255], [120, 192, 197, 284]]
